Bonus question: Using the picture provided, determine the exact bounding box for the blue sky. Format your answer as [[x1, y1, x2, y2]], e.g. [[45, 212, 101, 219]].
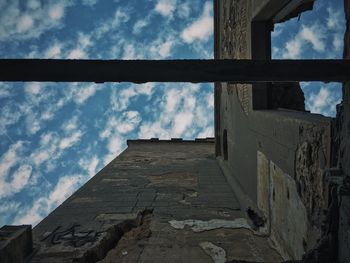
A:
[[0, 0, 345, 226]]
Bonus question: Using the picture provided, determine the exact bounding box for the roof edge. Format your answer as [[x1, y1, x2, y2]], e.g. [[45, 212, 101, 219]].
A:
[[127, 137, 215, 146]]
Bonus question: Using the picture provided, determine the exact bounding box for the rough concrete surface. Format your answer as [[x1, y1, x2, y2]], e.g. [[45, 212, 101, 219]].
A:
[[214, 0, 335, 259], [30, 141, 282, 262], [338, 0, 350, 261], [0, 225, 33, 263]]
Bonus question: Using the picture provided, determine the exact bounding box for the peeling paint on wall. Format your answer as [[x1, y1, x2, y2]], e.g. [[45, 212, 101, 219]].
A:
[[168, 218, 251, 233], [199, 242, 226, 263], [296, 125, 329, 230]]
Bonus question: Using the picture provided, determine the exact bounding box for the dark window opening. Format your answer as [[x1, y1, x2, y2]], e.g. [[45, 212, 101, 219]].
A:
[[223, 129, 228, 160]]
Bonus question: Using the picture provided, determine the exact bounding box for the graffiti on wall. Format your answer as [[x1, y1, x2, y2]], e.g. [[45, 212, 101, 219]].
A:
[[41, 224, 104, 247]]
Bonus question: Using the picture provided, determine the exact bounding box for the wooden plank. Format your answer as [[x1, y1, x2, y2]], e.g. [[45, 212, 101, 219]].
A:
[[0, 59, 349, 83]]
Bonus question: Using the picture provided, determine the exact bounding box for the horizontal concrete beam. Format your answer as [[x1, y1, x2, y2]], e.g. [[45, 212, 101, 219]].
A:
[[272, 0, 314, 23], [252, 0, 314, 22], [0, 59, 349, 83]]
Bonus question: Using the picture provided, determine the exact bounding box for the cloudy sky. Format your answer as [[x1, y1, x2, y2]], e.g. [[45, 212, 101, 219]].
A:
[[0, 0, 345, 227]]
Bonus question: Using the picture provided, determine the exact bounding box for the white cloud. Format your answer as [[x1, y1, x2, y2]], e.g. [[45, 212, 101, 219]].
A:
[[181, 1, 213, 44], [177, 2, 190, 18], [66, 33, 92, 59], [103, 134, 124, 165], [138, 121, 169, 139], [14, 174, 85, 226], [0, 142, 33, 198], [11, 165, 32, 193], [0, 1, 71, 41], [326, 7, 342, 30], [133, 19, 150, 34], [100, 111, 141, 138], [284, 38, 303, 58], [305, 86, 341, 117], [155, 0, 177, 17], [99, 109, 142, 166], [111, 83, 154, 112], [62, 116, 79, 132], [333, 33, 343, 52], [27, 0, 41, 10], [0, 141, 24, 176], [0, 102, 23, 135], [26, 115, 41, 135], [30, 123, 84, 170], [95, 9, 129, 39], [82, 0, 99, 7], [0, 85, 11, 99], [78, 33, 92, 48], [173, 112, 193, 135], [22, 82, 59, 135], [150, 38, 175, 58], [138, 84, 213, 139], [44, 43, 62, 58], [31, 150, 50, 167], [67, 48, 86, 59], [326, 6, 344, 54], [122, 44, 137, 59], [0, 201, 21, 226], [25, 82, 41, 95], [59, 130, 83, 150], [16, 15, 34, 33], [72, 84, 100, 104], [300, 25, 325, 52], [79, 156, 99, 177], [116, 111, 142, 134], [158, 40, 175, 58], [59, 83, 101, 106], [197, 127, 214, 138], [30, 132, 59, 167], [99, 110, 140, 165], [48, 4, 64, 20], [282, 24, 325, 58]]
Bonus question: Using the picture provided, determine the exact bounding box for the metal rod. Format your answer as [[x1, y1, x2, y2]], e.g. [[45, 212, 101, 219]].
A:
[[0, 59, 349, 83]]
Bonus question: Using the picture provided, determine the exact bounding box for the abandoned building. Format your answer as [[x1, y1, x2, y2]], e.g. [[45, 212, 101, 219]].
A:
[[1, 0, 350, 262]]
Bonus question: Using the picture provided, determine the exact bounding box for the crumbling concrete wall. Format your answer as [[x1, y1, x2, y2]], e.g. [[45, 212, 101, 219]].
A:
[[30, 139, 223, 262], [338, 0, 350, 261], [214, 0, 332, 260]]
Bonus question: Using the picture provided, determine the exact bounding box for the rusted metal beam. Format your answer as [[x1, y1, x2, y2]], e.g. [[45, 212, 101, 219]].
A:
[[0, 59, 349, 83]]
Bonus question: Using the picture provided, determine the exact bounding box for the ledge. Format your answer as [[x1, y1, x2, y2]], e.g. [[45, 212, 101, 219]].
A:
[[127, 137, 215, 146]]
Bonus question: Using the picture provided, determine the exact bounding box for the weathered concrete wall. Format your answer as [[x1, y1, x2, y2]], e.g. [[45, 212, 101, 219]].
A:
[[338, 0, 350, 261], [27, 138, 287, 262], [30, 139, 249, 262], [215, 0, 331, 260], [0, 225, 33, 263]]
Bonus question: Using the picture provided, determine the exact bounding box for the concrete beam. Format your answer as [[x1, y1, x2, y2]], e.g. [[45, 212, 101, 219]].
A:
[[252, 0, 314, 22], [0, 59, 350, 83], [272, 0, 314, 23]]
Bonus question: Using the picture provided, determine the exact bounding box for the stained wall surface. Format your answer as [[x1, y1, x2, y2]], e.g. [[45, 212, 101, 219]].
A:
[[29, 140, 282, 262], [214, 0, 333, 260], [338, 0, 350, 261]]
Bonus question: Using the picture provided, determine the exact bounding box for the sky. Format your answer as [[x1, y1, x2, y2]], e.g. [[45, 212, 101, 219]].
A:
[[0, 0, 345, 227]]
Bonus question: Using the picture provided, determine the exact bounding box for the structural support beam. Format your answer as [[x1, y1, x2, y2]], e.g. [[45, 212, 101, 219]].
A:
[[252, 0, 314, 22], [0, 59, 350, 83]]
